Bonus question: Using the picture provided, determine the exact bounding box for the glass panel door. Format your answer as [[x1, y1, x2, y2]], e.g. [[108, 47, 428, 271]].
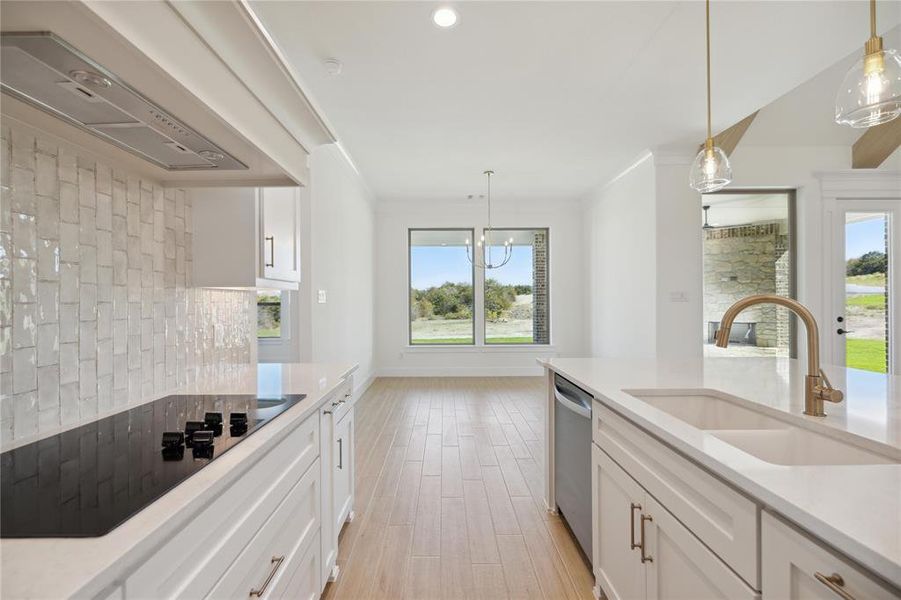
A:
[[841, 211, 891, 373]]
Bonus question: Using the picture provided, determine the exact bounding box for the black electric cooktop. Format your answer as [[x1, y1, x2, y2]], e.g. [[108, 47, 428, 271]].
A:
[[0, 393, 306, 538]]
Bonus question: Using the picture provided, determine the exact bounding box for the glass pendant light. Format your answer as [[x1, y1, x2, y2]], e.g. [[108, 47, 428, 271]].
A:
[[690, 0, 732, 194], [835, 0, 901, 128]]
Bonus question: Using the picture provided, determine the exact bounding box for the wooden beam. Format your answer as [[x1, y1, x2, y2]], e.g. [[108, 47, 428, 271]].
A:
[[699, 111, 759, 157], [852, 117, 901, 168]]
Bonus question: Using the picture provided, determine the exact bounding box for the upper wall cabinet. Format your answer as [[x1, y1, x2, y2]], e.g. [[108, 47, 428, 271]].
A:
[[260, 188, 301, 283], [191, 187, 303, 289]]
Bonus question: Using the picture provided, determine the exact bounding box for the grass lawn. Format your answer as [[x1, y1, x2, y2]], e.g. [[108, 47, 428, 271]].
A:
[[258, 327, 280, 338], [411, 336, 535, 344], [847, 273, 886, 287], [846, 293, 885, 308], [846, 338, 887, 373], [411, 337, 473, 345]]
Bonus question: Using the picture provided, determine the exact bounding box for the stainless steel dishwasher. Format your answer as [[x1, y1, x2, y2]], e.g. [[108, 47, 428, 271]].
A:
[[553, 372, 592, 562]]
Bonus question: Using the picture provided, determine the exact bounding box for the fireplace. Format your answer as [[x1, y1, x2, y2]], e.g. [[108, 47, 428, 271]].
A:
[[707, 321, 757, 345]]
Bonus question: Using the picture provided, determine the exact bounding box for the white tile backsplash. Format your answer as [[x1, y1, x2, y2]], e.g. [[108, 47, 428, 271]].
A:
[[0, 123, 255, 445]]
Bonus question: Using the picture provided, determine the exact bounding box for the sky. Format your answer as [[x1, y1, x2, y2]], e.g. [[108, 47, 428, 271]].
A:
[[411, 244, 533, 289], [846, 215, 887, 260]]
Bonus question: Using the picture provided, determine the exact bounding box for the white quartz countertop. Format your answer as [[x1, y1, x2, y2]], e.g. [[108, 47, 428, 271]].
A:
[[1, 361, 357, 600], [540, 356, 901, 588]]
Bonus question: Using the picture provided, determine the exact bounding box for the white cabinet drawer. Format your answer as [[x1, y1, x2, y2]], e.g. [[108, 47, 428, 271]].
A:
[[207, 457, 321, 599], [593, 401, 759, 589], [762, 512, 900, 600], [269, 531, 321, 600], [126, 412, 319, 598]]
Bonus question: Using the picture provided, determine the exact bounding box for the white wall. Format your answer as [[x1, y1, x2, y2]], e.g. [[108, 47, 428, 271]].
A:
[[584, 154, 658, 358], [374, 199, 585, 376], [307, 145, 376, 389]]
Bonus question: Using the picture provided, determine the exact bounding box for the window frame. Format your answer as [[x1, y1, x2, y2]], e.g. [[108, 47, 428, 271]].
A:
[[408, 227, 476, 346], [481, 227, 551, 346]]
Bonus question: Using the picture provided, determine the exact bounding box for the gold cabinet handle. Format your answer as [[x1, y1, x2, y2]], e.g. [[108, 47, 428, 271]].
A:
[[815, 572, 855, 600], [264, 236, 275, 268], [629, 503, 642, 550], [640, 514, 653, 563], [249, 555, 285, 597]]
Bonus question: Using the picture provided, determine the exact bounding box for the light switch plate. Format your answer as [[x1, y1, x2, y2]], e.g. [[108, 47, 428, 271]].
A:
[[318, 290, 327, 304]]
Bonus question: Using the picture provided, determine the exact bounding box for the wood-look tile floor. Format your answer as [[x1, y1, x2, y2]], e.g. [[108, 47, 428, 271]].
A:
[[322, 377, 594, 600]]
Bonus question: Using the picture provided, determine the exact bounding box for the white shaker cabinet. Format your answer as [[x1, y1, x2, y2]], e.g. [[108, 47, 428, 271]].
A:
[[191, 186, 303, 289], [319, 376, 356, 585], [592, 443, 645, 600], [592, 445, 757, 600], [259, 187, 301, 283], [762, 512, 899, 600]]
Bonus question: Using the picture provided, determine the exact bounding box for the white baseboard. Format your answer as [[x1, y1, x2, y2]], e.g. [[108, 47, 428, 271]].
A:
[[375, 366, 544, 377]]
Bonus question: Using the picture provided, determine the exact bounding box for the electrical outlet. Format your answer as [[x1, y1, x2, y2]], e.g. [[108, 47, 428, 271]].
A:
[[669, 291, 689, 303], [318, 290, 327, 304]]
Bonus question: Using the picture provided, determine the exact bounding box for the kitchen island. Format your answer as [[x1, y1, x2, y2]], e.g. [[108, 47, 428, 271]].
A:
[[1, 362, 358, 600], [541, 356, 901, 599]]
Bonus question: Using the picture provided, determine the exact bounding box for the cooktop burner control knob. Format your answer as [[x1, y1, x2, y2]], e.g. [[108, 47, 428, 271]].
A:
[[161, 431, 185, 449], [204, 412, 223, 436], [229, 412, 248, 436], [192, 430, 214, 447], [184, 421, 205, 446]]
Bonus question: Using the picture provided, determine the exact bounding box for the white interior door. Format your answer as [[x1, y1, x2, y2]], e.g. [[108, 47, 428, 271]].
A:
[[829, 199, 900, 374]]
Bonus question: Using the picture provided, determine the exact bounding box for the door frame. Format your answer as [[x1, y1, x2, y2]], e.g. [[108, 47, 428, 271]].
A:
[[820, 171, 901, 374]]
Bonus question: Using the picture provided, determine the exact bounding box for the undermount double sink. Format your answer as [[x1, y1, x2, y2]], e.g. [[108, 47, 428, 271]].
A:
[[626, 390, 898, 467]]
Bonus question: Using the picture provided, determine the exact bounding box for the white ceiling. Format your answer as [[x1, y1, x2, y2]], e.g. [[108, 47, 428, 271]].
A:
[[249, 1, 901, 203]]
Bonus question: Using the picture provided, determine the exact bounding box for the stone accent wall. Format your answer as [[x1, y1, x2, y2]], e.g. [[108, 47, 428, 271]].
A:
[[532, 229, 549, 344], [0, 122, 256, 445], [703, 222, 789, 351], [774, 234, 791, 349]]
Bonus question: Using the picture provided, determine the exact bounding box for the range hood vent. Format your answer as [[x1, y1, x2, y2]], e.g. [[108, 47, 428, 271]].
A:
[[0, 32, 247, 171]]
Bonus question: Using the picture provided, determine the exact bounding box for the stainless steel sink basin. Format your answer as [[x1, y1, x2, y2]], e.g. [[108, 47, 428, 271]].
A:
[[626, 390, 786, 430], [709, 428, 896, 466]]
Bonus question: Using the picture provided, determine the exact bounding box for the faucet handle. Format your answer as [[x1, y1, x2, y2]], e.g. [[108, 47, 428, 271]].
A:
[[817, 369, 845, 404]]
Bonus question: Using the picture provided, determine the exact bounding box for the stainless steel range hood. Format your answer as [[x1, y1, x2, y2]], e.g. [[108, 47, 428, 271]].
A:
[[1, 32, 247, 171]]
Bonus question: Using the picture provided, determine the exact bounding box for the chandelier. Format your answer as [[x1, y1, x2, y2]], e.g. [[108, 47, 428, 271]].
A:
[[465, 170, 514, 270]]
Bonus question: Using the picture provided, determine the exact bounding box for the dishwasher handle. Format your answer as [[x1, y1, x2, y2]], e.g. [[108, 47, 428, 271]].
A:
[[554, 387, 591, 420]]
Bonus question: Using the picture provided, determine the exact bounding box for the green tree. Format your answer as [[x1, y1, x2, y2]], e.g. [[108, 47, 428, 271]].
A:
[[847, 251, 887, 276], [485, 278, 516, 321]]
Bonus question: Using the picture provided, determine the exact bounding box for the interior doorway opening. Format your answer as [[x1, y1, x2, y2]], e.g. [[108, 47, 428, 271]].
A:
[[701, 190, 797, 358]]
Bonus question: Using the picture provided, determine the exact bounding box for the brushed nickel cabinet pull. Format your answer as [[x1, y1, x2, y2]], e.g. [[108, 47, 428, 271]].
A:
[[264, 236, 275, 268], [640, 514, 653, 563], [249, 555, 285, 597], [629, 503, 642, 551], [815, 572, 854, 600], [338, 438, 343, 470]]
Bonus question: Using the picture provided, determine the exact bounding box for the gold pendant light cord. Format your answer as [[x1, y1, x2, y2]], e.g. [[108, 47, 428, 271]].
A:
[[870, 0, 877, 38], [706, 0, 712, 142]]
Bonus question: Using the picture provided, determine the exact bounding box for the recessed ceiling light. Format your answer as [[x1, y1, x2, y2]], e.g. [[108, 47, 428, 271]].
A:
[[432, 7, 458, 28]]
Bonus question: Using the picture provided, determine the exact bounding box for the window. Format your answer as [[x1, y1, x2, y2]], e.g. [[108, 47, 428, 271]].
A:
[[483, 228, 550, 344], [257, 289, 283, 338], [409, 229, 475, 345]]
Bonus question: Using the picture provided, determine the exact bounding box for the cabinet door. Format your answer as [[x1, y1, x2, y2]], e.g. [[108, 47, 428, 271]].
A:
[[593, 444, 646, 600], [260, 187, 300, 282], [319, 406, 337, 584], [762, 512, 899, 600], [333, 407, 355, 535], [644, 495, 758, 600]]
